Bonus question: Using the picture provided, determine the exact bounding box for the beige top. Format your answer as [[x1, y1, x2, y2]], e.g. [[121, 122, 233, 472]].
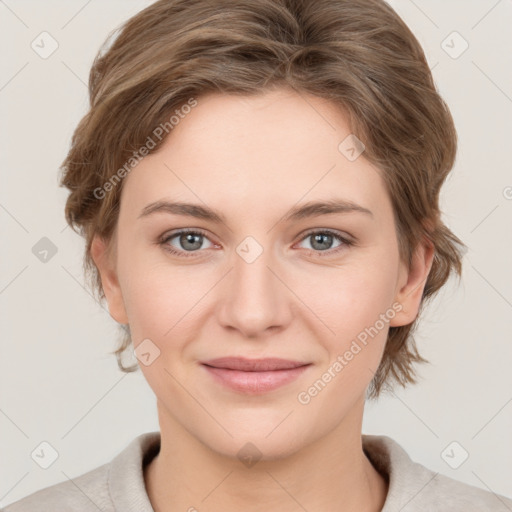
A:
[[4, 431, 512, 511]]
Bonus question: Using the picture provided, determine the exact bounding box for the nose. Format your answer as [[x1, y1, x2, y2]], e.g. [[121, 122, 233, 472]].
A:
[[216, 244, 293, 339]]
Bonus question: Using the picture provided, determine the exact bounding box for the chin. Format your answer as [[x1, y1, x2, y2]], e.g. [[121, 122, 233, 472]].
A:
[[187, 412, 307, 461], [207, 432, 305, 463]]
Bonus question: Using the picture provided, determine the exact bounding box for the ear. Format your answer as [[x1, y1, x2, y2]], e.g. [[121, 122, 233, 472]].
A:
[[389, 237, 435, 328], [90, 234, 129, 325]]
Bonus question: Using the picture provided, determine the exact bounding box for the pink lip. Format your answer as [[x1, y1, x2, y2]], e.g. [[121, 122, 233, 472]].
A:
[[200, 357, 312, 394]]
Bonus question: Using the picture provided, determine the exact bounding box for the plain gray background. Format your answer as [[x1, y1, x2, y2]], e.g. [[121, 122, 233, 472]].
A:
[[1, 0, 511, 507]]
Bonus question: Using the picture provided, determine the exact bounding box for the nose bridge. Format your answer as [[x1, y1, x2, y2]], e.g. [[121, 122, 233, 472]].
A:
[[218, 235, 290, 337]]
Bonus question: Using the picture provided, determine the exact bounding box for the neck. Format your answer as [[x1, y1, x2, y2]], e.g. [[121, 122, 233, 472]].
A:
[[144, 399, 388, 512]]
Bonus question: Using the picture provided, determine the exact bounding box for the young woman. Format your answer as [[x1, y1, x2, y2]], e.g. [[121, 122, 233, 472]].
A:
[[5, 0, 511, 510]]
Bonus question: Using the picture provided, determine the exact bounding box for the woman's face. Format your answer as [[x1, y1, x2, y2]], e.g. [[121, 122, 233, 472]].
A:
[[93, 87, 431, 459]]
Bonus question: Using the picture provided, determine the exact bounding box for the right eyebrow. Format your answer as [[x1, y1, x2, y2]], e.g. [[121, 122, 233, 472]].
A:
[[138, 201, 226, 224]]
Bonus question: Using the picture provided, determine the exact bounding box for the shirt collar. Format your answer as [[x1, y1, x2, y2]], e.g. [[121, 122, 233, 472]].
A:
[[107, 430, 431, 511]]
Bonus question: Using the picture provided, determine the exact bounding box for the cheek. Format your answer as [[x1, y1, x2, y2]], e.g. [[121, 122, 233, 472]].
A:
[[297, 254, 398, 393], [307, 259, 398, 337], [119, 263, 204, 394], [117, 243, 216, 347], [294, 269, 395, 413], [116, 240, 167, 340], [120, 268, 191, 341]]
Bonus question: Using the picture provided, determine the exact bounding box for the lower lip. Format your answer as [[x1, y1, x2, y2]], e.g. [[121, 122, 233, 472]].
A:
[[201, 364, 311, 394]]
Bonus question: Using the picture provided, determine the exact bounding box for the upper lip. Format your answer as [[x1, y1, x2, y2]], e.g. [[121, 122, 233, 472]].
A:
[[201, 357, 310, 371]]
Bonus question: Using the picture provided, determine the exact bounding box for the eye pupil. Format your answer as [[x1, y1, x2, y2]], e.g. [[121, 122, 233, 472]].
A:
[[311, 233, 333, 251], [180, 233, 202, 251]]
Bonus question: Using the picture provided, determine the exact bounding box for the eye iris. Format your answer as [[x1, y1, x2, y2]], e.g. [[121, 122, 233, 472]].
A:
[[311, 233, 333, 251], [180, 233, 202, 251]]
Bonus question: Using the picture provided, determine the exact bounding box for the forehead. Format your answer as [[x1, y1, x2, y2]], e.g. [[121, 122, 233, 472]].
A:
[[120, 88, 391, 224]]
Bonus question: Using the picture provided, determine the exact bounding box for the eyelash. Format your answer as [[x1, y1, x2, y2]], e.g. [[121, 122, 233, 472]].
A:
[[159, 228, 354, 259]]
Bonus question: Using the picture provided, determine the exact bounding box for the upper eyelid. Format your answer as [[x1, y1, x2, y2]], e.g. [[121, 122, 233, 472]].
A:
[[299, 227, 352, 240]]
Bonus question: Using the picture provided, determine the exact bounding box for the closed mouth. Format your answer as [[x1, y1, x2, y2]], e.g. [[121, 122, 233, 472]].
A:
[[201, 357, 310, 372]]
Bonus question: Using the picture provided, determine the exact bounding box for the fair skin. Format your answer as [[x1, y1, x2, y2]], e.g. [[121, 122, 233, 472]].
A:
[[91, 87, 434, 512]]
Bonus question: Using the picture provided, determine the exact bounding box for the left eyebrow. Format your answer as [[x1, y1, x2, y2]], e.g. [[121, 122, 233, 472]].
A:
[[137, 198, 374, 223], [281, 199, 374, 222]]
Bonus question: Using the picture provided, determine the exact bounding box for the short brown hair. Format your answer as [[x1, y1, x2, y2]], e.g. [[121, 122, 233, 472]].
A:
[[59, 0, 466, 399]]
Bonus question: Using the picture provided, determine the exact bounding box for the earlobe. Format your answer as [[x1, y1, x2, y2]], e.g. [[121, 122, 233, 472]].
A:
[[389, 239, 435, 328], [90, 234, 129, 324]]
